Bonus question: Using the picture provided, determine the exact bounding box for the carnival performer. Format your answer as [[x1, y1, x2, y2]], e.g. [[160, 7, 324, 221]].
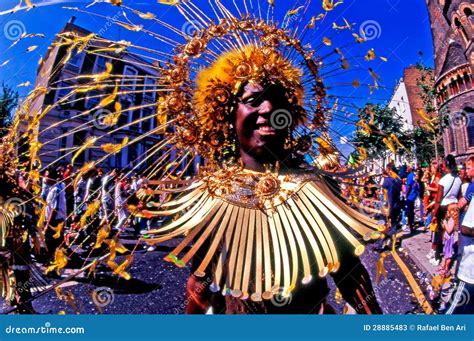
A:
[[134, 44, 383, 314]]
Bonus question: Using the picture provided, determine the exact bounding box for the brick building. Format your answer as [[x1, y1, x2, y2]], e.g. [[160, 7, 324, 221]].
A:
[[389, 66, 430, 132], [426, 0, 474, 163]]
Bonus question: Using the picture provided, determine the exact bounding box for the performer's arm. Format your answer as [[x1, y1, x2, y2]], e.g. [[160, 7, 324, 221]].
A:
[[331, 247, 382, 314]]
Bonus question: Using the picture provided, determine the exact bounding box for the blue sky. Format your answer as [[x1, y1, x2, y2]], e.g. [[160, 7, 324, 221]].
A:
[[0, 0, 435, 154]]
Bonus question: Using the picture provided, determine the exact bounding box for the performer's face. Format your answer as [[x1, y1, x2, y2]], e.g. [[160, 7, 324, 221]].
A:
[[235, 82, 289, 161]]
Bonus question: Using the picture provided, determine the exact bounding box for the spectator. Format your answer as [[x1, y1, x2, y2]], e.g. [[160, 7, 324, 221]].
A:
[[425, 160, 442, 260], [44, 168, 67, 262], [446, 188, 474, 314], [431, 155, 461, 266], [101, 169, 117, 224], [405, 165, 420, 233], [439, 205, 457, 276], [376, 163, 402, 252]]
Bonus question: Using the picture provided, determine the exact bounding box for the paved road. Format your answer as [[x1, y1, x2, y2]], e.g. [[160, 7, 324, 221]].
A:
[[2, 232, 428, 315]]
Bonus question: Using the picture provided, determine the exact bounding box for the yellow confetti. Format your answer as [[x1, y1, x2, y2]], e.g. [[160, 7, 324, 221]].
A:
[[358, 147, 368, 161], [352, 33, 365, 43], [365, 48, 376, 61], [26, 45, 38, 53], [25, 0, 33, 8], [322, 0, 343, 11], [105, 238, 128, 261], [71, 136, 96, 166], [375, 252, 389, 285], [368, 68, 380, 89], [287, 6, 304, 17], [131, 9, 156, 20], [322, 37, 332, 46], [52, 222, 64, 239], [380, 56, 388, 62], [158, 0, 179, 4], [80, 200, 101, 229], [17, 81, 31, 87], [335, 287, 343, 305], [341, 59, 349, 70], [73, 161, 96, 191], [107, 255, 133, 280], [45, 248, 68, 275], [99, 82, 118, 107], [268, 0, 274, 6], [307, 14, 325, 29], [94, 225, 111, 249], [100, 137, 129, 154], [116, 22, 143, 32]]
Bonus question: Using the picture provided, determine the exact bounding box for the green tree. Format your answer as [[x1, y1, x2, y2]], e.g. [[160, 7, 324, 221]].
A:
[[0, 83, 19, 138], [351, 103, 413, 161], [414, 63, 447, 162]]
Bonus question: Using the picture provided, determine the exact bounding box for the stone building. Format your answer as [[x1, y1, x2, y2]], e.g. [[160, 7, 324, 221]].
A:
[[426, 0, 473, 163], [23, 17, 167, 172]]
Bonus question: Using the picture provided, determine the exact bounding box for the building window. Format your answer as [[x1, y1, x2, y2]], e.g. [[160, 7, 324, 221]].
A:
[[127, 143, 139, 167], [85, 90, 101, 109], [141, 107, 154, 132], [464, 73, 472, 90], [143, 76, 156, 101], [55, 81, 75, 106], [118, 99, 132, 127], [130, 109, 141, 131], [93, 56, 110, 74], [65, 49, 84, 73], [59, 128, 68, 158], [447, 126, 456, 153], [112, 137, 124, 168], [122, 66, 138, 91], [466, 109, 474, 148]]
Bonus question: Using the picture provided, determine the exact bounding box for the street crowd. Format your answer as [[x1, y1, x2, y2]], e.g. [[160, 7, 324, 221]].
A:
[[32, 165, 156, 266], [343, 154, 474, 314]]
